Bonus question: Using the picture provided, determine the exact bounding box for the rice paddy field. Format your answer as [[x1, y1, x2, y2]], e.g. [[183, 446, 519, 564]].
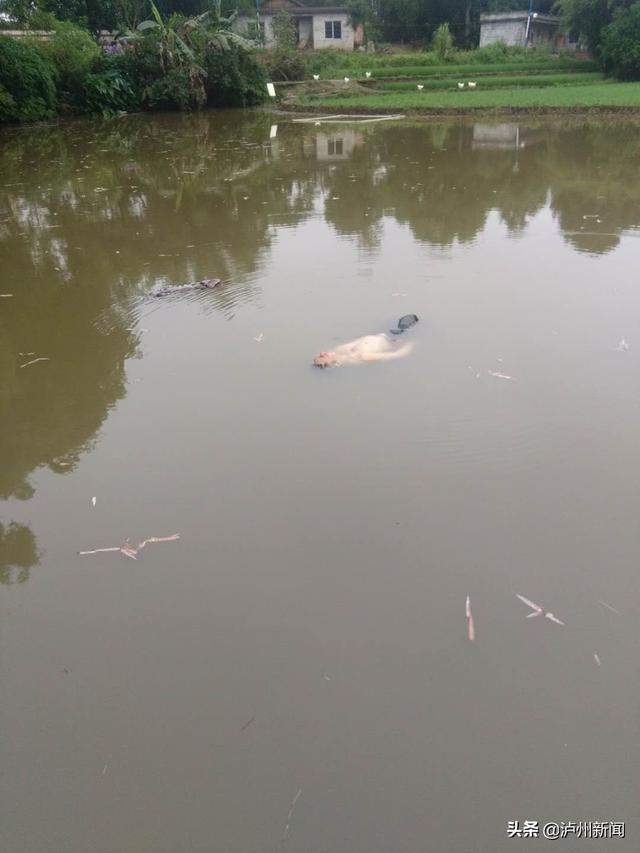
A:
[[289, 56, 640, 113]]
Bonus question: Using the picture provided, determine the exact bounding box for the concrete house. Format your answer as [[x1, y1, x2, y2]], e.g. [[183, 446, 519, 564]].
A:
[[235, 0, 358, 50], [479, 11, 560, 48]]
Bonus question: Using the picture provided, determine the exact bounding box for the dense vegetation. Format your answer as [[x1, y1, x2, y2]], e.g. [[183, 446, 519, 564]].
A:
[[0, 3, 267, 123], [0, 34, 56, 121]]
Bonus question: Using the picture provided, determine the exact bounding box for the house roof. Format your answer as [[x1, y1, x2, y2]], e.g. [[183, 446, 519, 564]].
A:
[[258, 0, 347, 13]]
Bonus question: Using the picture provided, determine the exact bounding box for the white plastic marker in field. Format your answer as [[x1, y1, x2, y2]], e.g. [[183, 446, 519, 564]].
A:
[[344, 77, 350, 83], [457, 82, 465, 89], [468, 81, 477, 88], [365, 71, 372, 78], [266, 82, 276, 98], [417, 84, 424, 90], [270, 124, 278, 139], [313, 74, 319, 80]]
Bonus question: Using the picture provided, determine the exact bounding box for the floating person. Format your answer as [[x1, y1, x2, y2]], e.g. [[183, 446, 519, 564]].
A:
[[313, 315, 418, 368]]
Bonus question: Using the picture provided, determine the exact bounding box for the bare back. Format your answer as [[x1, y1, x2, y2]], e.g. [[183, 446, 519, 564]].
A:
[[314, 333, 413, 368]]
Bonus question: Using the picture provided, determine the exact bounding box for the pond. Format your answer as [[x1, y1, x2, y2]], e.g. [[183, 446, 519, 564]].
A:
[[1, 111, 639, 852]]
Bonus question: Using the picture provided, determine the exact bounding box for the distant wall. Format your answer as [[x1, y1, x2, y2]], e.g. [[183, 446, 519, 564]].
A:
[[312, 13, 353, 50], [235, 12, 354, 50], [479, 17, 527, 47], [479, 13, 560, 48], [0, 30, 53, 41]]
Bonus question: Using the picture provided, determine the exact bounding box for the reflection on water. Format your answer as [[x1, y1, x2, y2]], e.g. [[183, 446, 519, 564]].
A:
[[1, 113, 640, 853], [0, 521, 39, 584], [1, 113, 639, 548], [0, 114, 640, 552]]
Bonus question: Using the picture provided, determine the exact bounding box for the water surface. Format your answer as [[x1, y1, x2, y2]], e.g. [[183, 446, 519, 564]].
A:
[[1, 112, 640, 852]]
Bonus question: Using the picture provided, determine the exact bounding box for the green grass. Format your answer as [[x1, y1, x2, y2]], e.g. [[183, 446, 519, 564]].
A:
[[315, 59, 597, 81], [305, 46, 592, 74], [373, 72, 604, 92], [296, 82, 640, 111]]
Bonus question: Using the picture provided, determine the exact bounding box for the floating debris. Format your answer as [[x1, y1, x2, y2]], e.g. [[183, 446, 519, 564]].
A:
[[152, 278, 220, 298], [79, 546, 121, 556], [487, 370, 514, 381], [91, 496, 97, 508], [240, 715, 255, 732], [616, 338, 630, 352], [0, 293, 13, 298], [20, 357, 50, 369], [79, 533, 180, 560], [593, 652, 602, 667], [282, 788, 302, 842], [466, 595, 475, 642], [253, 333, 264, 343], [516, 594, 564, 626], [597, 600, 620, 615]]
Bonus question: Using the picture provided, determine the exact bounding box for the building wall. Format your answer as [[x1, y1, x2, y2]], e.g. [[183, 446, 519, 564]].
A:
[[479, 14, 559, 48], [235, 11, 353, 49], [479, 18, 527, 47], [233, 14, 275, 47], [313, 13, 354, 50], [298, 17, 313, 48]]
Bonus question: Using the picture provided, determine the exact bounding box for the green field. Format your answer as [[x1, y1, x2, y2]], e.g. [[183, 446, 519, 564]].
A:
[[367, 72, 603, 92], [343, 59, 597, 80], [295, 81, 640, 111]]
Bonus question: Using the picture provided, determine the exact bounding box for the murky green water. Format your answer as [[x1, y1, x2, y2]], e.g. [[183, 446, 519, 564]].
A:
[[1, 111, 640, 852]]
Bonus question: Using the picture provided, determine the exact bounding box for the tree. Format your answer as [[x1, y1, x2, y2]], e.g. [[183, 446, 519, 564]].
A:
[[600, 0, 640, 77], [555, 0, 634, 52], [271, 8, 296, 49]]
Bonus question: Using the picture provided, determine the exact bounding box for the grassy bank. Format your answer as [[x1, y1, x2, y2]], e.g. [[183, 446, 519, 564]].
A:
[[292, 81, 640, 113]]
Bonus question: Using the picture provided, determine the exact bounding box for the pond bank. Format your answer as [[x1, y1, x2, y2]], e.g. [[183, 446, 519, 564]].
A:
[[280, 103, 640, 117]]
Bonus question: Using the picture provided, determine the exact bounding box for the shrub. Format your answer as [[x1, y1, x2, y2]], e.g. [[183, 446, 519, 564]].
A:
[[82, 65, 139, 114], [144, 67, 204, 110], [0, 35, 57, 123], [260, 47, 307, 81], [41, 22, 101, 110], [432, 22, 453, 61], [600, 2, 640, 80], [204, 46, 266, 106]]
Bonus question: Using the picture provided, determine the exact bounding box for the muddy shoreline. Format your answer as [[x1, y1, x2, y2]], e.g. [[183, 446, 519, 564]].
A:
[[279, 103, 640, 118]]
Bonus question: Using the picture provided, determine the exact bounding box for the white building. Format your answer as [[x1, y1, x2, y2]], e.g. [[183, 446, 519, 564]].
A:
[[235, 0, 359, 51]]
